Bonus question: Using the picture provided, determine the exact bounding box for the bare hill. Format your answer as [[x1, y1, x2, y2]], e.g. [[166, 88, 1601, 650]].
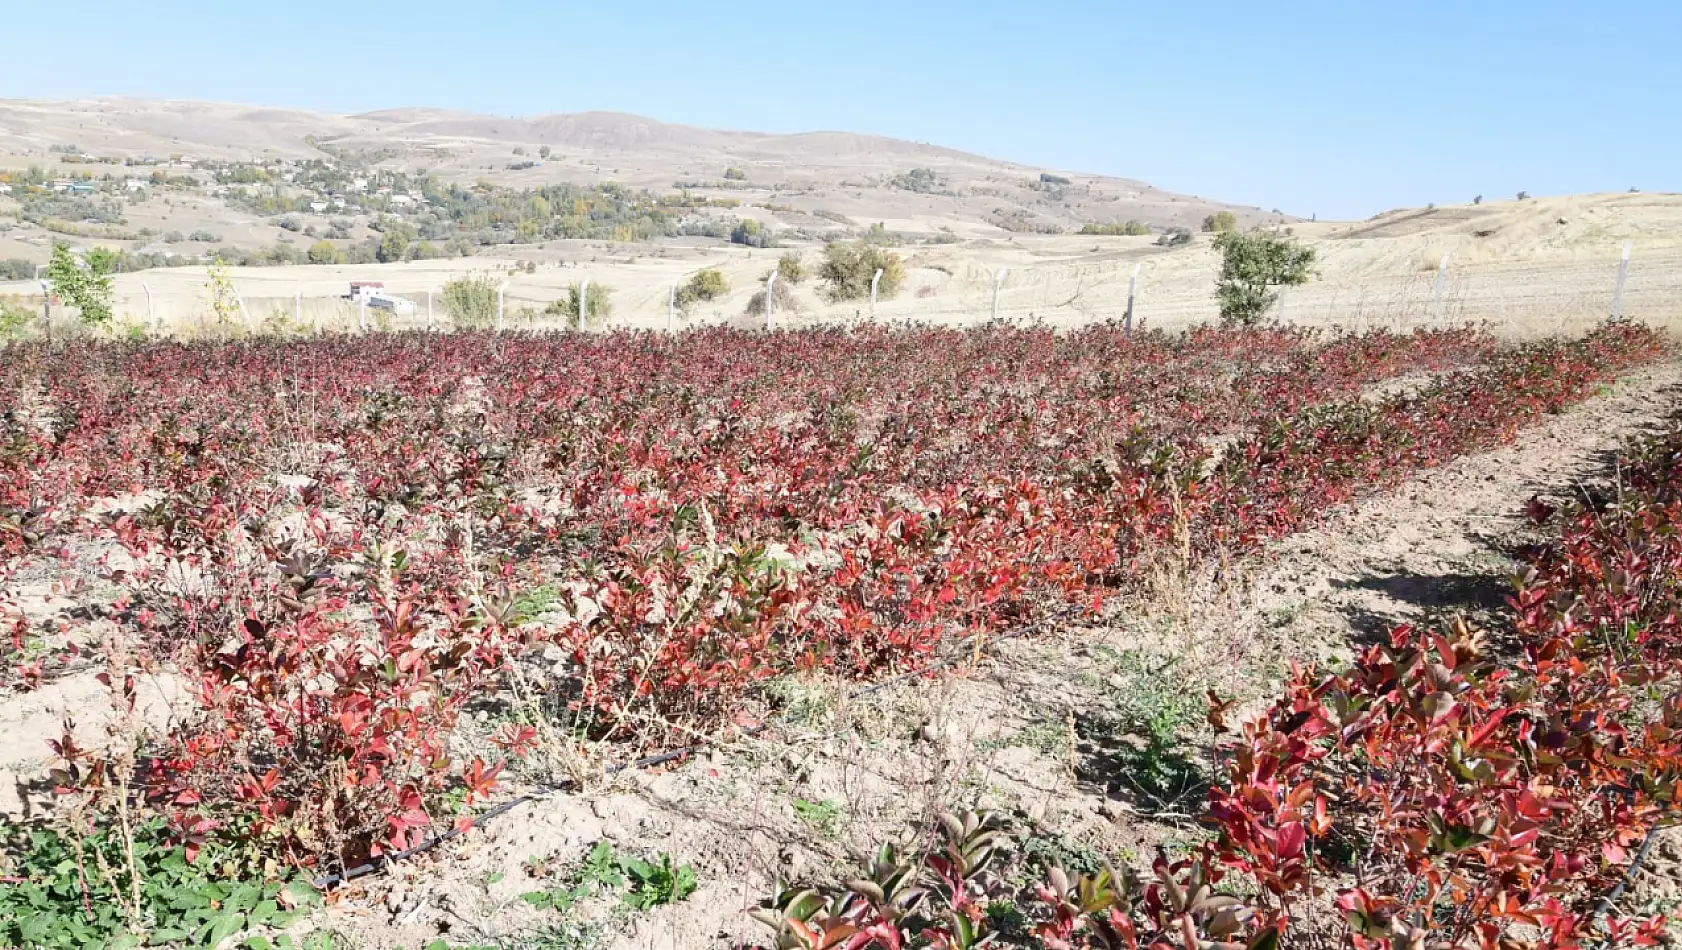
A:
[[0, 96, 1275, 234]]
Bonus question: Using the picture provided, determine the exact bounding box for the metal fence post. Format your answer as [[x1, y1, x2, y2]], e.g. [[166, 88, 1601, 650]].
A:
[[765, 273, 777, 331], [1124, 263, 1140, 335], [668, 282, 676, 333], [39, 275, 51, 345], [579, 277, 590, 329], [425, 289, 433, 329], [1431, 253, 1451, 322], [1275, 286, 1289, 323], [1612, 243, 1632, 320], [294, 290, 301, 327], [870, 268, 883, 319], [495, 283, 506, 334], [992, 268, 1008, 322], [143, 283, 155, 327], [358, 298, 367, 332]]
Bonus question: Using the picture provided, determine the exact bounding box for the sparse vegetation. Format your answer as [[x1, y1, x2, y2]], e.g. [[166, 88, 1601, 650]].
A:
[[892, 167, 945, 194], [775, 253, 805, 285], [730, 217, 775, 248], [1212, 229, 1316, 325], [674, 268, 728, 312], [1200, 210, 1238, 233], [544, 280, 613, 327], [1079, 220, 1150, 236], [723, 166, 747, 181], [442, 273, 501, 328], [817, 240, 905, 301]]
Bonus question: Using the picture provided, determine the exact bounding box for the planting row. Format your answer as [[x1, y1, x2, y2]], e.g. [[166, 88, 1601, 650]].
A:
[[0, 322, 1666, 874], [757, 368, 1682, 950]]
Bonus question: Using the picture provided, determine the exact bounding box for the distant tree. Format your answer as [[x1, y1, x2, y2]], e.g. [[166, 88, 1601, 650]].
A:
[[1201, 211, 1238, 233], [376, 229, 410, 263], [818, 241, 905, 302], [307, 240, 340, 265], [441, 274, 499, 328], [188, 229, 219, 242], [1079, 220, 1150, 236], [776, 253, 806, 285], [1517, 191, 1530, 201], [675, 268, 729, 312], [730, 218, 775, 248], [538, 145, 552, 159], [46, 242, 114, 325], [723, 167, 747, 181], [544, 281, 613, 328], [1473, 195, 1483, 205], [1213, 230, 1316, 326], [1039, 173, 1072, 186]]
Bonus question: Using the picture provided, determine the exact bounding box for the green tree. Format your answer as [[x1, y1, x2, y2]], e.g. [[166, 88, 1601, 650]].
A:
[[730, 218, 775, 248], [442, 274, 500, 329], [675, 269, 728, 312], [544, 281, 613, 328], [1201, 210, 1238, 233], [723, 167, 747, 181], [818, 241, 905, 302], [776, 253, 805, 285], [377, 229, 410, 263], [46, 242, 115, 325], [1212, 230, 1316, 326], [307, 240, 340, 264]]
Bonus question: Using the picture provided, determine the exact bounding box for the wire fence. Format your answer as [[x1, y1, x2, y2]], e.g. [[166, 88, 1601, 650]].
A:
[[3, 242, 1678, 339]]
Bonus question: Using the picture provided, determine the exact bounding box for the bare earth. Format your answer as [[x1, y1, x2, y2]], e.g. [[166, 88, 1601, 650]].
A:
[[1, 98, 1678, 337]]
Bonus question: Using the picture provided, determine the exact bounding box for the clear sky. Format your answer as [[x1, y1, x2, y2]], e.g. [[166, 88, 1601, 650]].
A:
[[1, 1, 1675, 219]]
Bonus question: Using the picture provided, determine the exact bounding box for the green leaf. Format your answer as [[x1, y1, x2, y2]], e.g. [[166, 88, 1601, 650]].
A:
[[1247, 926, 1281, 950]]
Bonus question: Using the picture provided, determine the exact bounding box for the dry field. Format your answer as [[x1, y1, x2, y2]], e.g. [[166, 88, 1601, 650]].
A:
[[6, 98, 1682, 950], [6, 193, 1679, 340]]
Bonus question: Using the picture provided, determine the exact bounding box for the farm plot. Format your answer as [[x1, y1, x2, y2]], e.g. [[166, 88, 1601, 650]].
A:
[[0, 321, 1669, 946]]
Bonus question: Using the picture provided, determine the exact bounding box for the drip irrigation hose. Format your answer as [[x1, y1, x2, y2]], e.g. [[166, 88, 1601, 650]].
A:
[[1595, 820, 1665, 922], [310, 606, 1082, 889]]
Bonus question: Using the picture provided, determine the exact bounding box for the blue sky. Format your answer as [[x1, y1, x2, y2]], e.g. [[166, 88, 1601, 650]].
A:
[[1, 1, 1676, 219]]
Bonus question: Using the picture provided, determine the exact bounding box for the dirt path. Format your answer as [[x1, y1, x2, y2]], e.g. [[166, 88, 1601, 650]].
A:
[[285, 361, 1682, 949]]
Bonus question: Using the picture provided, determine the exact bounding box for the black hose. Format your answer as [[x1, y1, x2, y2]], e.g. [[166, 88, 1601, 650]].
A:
[[1595, 820, 1665, 922], [310, 606, 1080, 889]]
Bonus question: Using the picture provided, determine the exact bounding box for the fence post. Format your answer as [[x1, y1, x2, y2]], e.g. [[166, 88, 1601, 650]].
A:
[[1612, 243, 1632, 320], [358, 298, 367, 333], [425, 289, 433, 329], [870, 268, 883, 319], [495, 283, 506, 334], [765, 272, 777, 331], [668, 282, 676, 333], [992, 268, 1008, 321], [1431, 253, 1451, 322], [294, 290, 301, 327], [39, 275, 51, 346], [237, 291, 252, 327], [1275, 286, 1289, 323], [1124, 263, 1139, 335], [143, 283, 155, 327], [579, 277, 590, 328]]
